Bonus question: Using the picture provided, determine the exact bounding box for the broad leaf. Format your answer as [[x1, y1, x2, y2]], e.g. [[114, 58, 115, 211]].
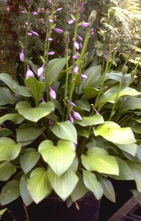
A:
[[0, 73, 16, 91], [13, 83, 32, 97], [94, 121, 136, 144], [122, 97, 141, 110], [28, 168, 51, 204], [74, 99, 91, 111], [98, 176, 115, 202], [83, 170, 103, 200], [127, 161, 141, 192], [82, 87, 99, 100], [0, 180, 20, 205], [51, 121, 77, 143], [16, 101, 54, 122], [20, 148, 40, 174], [17, 125, 44, 144], [0, 87, 15, 105], [116, 143, 137, 156], [0, 113, 24, 125], [46, 57, 66, 85], [25, 77, 45, 106], [20, 174, 33, 206], [0, 128, 13, 137], [81, 65, 101, 87], [76, 114, 104, 127], [39, 140, 75, 176], [71, 172, 88, 202], [0, 137, 21, 161], [0, 162, 16, 181], [110, 158, 134, 180], [81, 147, 119, 175], [48, 168, 79, 201]]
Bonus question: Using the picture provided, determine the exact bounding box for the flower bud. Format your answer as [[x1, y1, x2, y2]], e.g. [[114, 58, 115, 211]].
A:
[[64, 31, 70, 44], [122, 65, 128, 75], [88, 10, 97, 27]]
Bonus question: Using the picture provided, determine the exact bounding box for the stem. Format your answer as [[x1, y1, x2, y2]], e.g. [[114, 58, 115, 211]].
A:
[[95, 60, 110, 110], [109, 73, 124, 121], [24, 11, 30, 77]]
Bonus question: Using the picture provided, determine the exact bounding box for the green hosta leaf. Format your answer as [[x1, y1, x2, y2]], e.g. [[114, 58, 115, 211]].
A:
[[0, 114, 24, 125], [76, 114, 104, 127], [0, 162, 16, 181], [48, 168, 79, 201], [0, 128, 13, 137], [98, 176, 115, 203], [25, 77, 45, 105], [16, 101, 54, 122], [83, 170, 103, 200], [105, 72, 130, 83], [51, 121, 77, 143], [131, 122, 141, 134], [71, 172, 88, 202], [0, 208, 7, 219], [0, 137, 21, 161], [17, 125, 44, 144], [81, 147, 119, 175], [76, 126, 89, 138], [81, 65, 101, 87], [0, 73, 16, 91], [20, 148, 40, 174], [0, 87, 15, 105], [20, 174, 33, 206], [82, 87, 99, 99], [99, 86, 141, 108], [122, 97, 141, 110], [28, 168, 51, 204], [0, 180, 20, 205], [13, 83, 32, 97], [74, 99, 91, 111], [46, 57, 66, 85], [39, 140, 75, 176], [116, 143, 137, 156], [127, 161, 141, 192], [110, 158, 134, 180], [94, 121, 136, 144]]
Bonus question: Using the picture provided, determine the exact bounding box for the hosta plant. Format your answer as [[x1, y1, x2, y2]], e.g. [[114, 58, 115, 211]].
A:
[[0, 0, 141, 209]]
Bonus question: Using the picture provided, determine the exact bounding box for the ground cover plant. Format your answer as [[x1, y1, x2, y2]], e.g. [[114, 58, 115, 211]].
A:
[[0, 0, 141, 218]]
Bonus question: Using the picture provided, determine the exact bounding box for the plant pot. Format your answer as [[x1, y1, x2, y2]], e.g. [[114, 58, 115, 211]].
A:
[[27, 192, 101, 221]]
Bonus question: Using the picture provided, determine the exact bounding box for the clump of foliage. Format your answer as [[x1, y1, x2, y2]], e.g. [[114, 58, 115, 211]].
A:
[[0, 0, 141, 215]]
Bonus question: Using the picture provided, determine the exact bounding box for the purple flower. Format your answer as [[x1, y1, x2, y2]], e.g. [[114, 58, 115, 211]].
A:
[[103, 86, 108, 90], [26, 65, 34, 78], [94, 109, 100, 115], [53, 28, 64, 33], [25, 22, 29, 25], [72, 110, 82, 121], [113, 47, 117, 51], [37, 64, 45, 76], [68, 20, 75, 24], [47, 38, 53, 42], [48, 51, 55, 55], [48, 119, 54, 126], [77, 35, 83, 41], [55, 7, 62, 12], [69, 113, 74, 124], [103, 51, 109, 60], [74, 41, 79, 50], [21, 11, 27, 14], [79, 43, 83, 49], [19, 48, 24, 61], [28, 32, 32, 36], [49, 86, 56, 99], [80, 74, 87, 79], [29, 30, 39, 36], [49, 0, 52, 5], [74, 64, 79, 73], [49, 19, 53, 23], [80, 22, 90, 27], [32, 12, 38, 15], [67, 100, 76, 107], [72, 51, 79, 59], [42, 97, 45, 103]]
